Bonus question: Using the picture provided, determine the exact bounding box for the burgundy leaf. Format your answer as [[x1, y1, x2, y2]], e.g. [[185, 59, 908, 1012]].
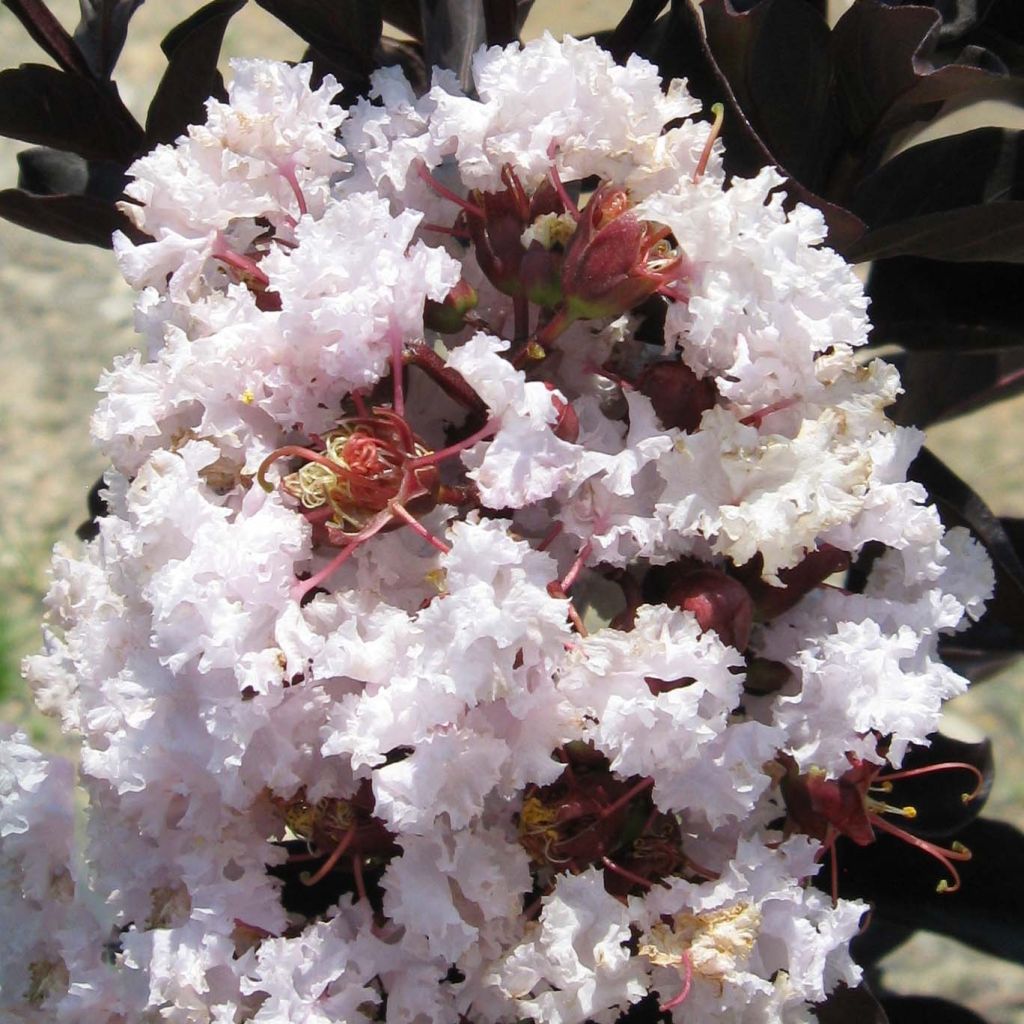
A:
[[851, 128, 1024, 229], [702, 0, 842, 191], [254, 0, 382, 77], [831, 0, 1007, 156], [813, 982, 889, 1024], [0, 63, 142, 161], [889, 348, 1024, 426], [1, 0, 93, 78], [834, 818, 1024, 966], [868, 258, 1024, 352], [145, 0, 247, 147], [73, 0, 146, 80], [419, 0, 487, 93], [638, 0, 866, 250], [910, 447, 1024, 630], [847, 201, 1024, 262], [881, 995, 990, 1024], [0, 186, 143, 246]]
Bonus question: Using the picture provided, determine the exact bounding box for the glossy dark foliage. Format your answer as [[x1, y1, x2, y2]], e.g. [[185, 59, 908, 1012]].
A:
[[836, 818, 1024, 965], [73, 0, 146, 80], [145, 0, 246, 146], [910, 448, 1024, 631], [812, 983, 889, 1024], [879, 995, 990, 1024]]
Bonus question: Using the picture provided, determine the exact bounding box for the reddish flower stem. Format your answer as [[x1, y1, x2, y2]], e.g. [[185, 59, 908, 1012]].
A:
[[303, 824, 357, 886]]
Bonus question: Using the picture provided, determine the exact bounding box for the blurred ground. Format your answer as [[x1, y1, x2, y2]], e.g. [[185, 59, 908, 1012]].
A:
[[1, 0, 1023, 1018]]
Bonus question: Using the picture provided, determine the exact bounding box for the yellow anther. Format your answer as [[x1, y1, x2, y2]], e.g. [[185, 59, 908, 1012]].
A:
[[240, 387, 255, 405], [936, 879, 950, 893], [527, 341, 547, 361], [901, 805, 917, 819], [952, 841, 971, 857]]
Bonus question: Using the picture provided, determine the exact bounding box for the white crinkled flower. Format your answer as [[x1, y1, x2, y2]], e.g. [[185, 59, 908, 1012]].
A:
[[13, 33, 991, 1024]]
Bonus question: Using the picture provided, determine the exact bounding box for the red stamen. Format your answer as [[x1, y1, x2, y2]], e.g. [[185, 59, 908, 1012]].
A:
[[740, 397, 799, 429], [537, 522, 564, 552], [302, 823, 357, 886], [407, 418, 499, 470], [415, 160, 483, 218], [598, 775, 655, 823], [277, 160, 308, 217], [659, 949, 693, 1012], [546, 143, 580, 220], [353, 856, 369, 904], [878, 761, 985, 804], [389, 501, 451, 554], [869, 815, 971, 894], [692, 103, 725, 184], [560, 541, 593, 593], [601, 855, 654, 890], [212, 244, 270, 288]]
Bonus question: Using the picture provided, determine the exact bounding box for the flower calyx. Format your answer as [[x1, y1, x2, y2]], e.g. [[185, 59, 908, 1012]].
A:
[[518, 744, 689, 898], [782, 755, 985, 897], [560, 184, 680, 323]]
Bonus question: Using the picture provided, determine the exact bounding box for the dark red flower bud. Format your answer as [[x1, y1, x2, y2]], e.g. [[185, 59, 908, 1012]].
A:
[[424, 278, 478, 334], [665, 567, 753, 651], [462, 168, 567, 298], [560, 185, 679, 321], [637, 361, 717, 433]]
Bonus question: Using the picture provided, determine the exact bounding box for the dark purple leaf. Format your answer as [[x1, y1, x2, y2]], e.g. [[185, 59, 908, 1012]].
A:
[[702, 0, 842, 191], [419, 0, 487, 93], [145, 0, 247, 147], [73, 0, 146, 80], [482, 0, 533, 47], [940, 614, 1024, 684], [0, 186, 141, 246], [910, 447, 1024, 630], [606, 0, 668, 64], [850, 917, 915, 967], [0, 64, 142, 161], [868, 258, 1024, 353], [852, 128, 1024, 229], [961, 0, 1024, 73], [637, 0, 866, 250], [887, 733, 993, 839], [16, 147, 125, 199], [881, 995, 990, 1024], [813, 982, 889, 1024], [1, 0, 94, 78], [254, 0, 382, 76], [380, 0, 422, 39], [889, 348, 1024, 426], [847, 201, 1024, 262], [834, 819, 1024, 966], [831, 0, 1008, 156], [378, 36, 428, 93]]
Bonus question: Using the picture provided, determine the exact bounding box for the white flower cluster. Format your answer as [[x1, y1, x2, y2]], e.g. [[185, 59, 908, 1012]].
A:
[[3, 36, 994, 1024]]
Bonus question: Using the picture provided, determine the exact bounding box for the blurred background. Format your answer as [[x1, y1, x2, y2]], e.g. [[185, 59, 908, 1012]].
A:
[[1, 0, 1023, 1018]]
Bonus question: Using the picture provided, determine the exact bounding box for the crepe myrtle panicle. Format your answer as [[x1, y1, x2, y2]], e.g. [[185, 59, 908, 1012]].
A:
[[3, 35, 995, 1024]]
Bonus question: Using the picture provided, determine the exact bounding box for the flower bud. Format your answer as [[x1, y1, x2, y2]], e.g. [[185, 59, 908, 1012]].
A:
[[463, 170, 565, 297], [664, 566, 754, 651], [561, 185, 679, 321], [637, 360, 716, 433], [424, 278, 478, 334]]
